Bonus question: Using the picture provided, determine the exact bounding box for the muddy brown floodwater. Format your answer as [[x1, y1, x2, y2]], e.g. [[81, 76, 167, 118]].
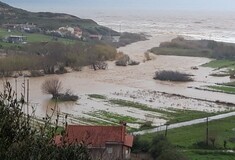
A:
[[1, 34, 235, 126]]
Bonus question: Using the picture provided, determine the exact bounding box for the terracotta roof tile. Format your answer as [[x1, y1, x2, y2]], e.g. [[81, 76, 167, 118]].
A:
[[65, 125, 133, 147], [124, 134, 134, 147]]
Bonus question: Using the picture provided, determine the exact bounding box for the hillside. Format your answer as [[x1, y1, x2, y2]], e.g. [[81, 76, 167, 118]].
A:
[[0, 1, 118, 36]]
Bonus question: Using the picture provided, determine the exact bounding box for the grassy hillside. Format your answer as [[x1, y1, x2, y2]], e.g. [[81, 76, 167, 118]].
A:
[[137, 116, 235, 160], [150, 37, 235, 60], [0, 1, 118, 36]]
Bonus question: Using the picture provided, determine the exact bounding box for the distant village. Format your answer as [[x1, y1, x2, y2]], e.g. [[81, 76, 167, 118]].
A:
[[1, 23, 120, 44]]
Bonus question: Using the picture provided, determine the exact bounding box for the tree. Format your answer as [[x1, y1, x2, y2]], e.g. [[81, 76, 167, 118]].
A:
[[149, 134, 171, 159], [0, 82, 91, 160], [41, 78, 62, 98]]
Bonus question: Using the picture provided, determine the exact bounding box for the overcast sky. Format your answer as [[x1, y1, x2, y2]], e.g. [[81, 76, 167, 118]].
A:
[[2, 0, 235, 13]]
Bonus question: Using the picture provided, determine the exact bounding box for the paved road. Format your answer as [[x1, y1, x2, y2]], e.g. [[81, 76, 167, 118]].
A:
[[133, 111, 235, 135]]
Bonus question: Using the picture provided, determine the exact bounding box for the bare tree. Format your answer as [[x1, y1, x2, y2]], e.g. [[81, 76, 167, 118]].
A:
[[41, 78, 62, 98]]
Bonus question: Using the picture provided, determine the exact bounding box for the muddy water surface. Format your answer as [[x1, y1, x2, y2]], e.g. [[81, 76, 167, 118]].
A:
[[1, 34, 235, 125]]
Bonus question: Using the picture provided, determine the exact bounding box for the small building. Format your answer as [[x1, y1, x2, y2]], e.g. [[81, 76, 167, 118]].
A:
[[6, 35, 27, 44], [112, 36, 121, 42], [89, 34, 103, 40], [55, 125, 133, 160]]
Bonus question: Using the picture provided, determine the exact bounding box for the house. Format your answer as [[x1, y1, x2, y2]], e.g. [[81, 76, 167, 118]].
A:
[[3, 23, 38, 33], [55, 125, 134, 160], [57, 26, 83, 39], [74, 27, 83, 38], [112, 36, 121, 42], [6, 35, 27, 44]]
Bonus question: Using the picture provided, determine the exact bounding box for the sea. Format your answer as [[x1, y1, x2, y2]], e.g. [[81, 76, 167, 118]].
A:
[[75, 10, 235, 43]]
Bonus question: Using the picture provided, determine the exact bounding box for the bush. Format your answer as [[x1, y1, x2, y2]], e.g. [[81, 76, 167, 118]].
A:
[[0, 82, 90, 159], [139, 121, 153, 130], [56, 90, 79, 101], [149, 134, 171, 159], [129, 60, 140, 66], [154, 70, 193, 82], [157, 148, 188, 160], [115, 54, 130, 66], [132, 135, 151, 153]]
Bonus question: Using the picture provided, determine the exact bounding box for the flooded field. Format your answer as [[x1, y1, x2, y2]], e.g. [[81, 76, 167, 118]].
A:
[[1, 34, 235, 130]]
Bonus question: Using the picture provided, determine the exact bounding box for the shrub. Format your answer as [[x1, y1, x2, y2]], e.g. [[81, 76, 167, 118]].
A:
[[154, 70, 193, 82], [132, 135, 151, 153], [115, 54, 130, 66], [0, 82, 90, 159], [144, 52, 151, 61], [129, 60, 140, 66], [139, 121, 153, 130]]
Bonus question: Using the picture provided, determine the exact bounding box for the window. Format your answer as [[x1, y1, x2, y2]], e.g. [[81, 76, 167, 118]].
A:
[[107, 147, 113, 154]]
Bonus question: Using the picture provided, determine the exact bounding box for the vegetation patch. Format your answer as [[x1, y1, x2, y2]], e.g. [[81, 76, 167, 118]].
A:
[[202, 60, 235, 69], [221, 81, 235, 87], [115, 53, 140, 66], [136, 116, 235, 159], [109, 99, 216, 124], [0, 41, 117, 77], [111, 32, 147, 47], [0, 82, 91, 159], [207, 85, 235, 94], [132, 134, 188, 160], [150, 47, 212, 57], [153, 70, 193, 82], [150, 37, 235, 61], [87, 110, 139, 124], [88, 94, 107, 99], [42, 78, 79, 101], [184, 150, 235, 160]]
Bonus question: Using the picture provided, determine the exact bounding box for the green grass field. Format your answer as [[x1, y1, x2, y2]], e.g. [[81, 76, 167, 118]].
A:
[[185, 150, 235, 160], [109, 99, 219, 124], [150, 47, 212, 58], [0, 28, 75, 48], [138, 116, 235, 159], [202, 60, 235, 69]]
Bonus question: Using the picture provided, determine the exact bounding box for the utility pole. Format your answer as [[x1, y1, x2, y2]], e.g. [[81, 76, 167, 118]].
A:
[[165, 123, 169, 137], [15, 77, 17, 100], [23, 76, 26, 98], [206, 117, 209, 146], [27, 79, 29, 115]]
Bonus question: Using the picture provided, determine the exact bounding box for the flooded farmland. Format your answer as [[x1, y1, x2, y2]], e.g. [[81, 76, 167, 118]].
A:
[[1, 34, 235, 129]]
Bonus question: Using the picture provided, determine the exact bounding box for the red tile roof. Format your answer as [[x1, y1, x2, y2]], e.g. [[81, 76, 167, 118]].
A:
[[62, 125, 133, 148]]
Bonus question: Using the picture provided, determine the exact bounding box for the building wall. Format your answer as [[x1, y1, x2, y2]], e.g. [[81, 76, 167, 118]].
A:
[[90, 144, 131, 160], [131, 153, 153, 160]]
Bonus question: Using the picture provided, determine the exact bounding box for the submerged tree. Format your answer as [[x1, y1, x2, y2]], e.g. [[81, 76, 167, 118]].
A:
[[41, 78, 78, 101], [41, 78, 62, 98]]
